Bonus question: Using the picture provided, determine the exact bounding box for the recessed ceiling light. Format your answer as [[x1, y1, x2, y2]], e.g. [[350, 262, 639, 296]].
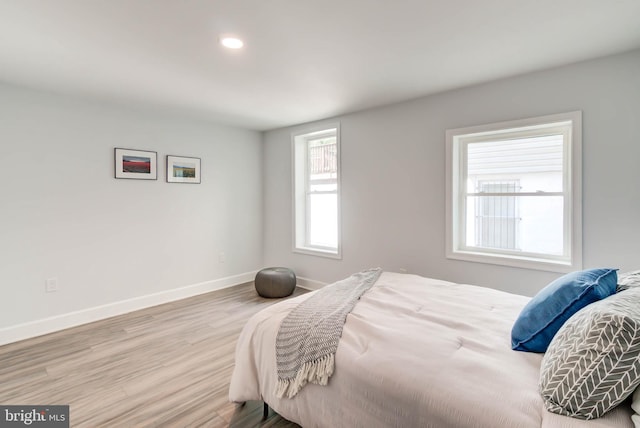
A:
[[220, 36, 244, 49]]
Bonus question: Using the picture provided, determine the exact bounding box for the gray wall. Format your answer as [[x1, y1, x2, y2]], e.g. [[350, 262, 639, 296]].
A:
[[2, 47, 638, 335], [263, 48, 640, 296], [0, 83, 263, 329]]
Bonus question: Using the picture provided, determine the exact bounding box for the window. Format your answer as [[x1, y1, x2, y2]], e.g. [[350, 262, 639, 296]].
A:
[[293, 125, 341, 258], [446, 112, 582, 272]]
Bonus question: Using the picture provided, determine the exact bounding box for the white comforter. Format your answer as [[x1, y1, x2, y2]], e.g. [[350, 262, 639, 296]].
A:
[[229, 272, 633, 427]]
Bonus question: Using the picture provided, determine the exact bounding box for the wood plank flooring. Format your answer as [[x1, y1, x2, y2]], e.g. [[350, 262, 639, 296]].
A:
[[0, 283, 307, 427]]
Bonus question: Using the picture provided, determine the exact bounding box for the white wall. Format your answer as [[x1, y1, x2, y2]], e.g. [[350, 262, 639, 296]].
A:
[[263, 48, 640, 297], [0, 83, 263, 337]]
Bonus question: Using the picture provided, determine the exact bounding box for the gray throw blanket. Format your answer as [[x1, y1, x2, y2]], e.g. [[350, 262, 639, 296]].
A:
[[275, 268, 382, 398]]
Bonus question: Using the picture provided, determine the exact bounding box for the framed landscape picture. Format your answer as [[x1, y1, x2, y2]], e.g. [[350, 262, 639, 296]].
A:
[[114, 148, 157, 180], [167, 155, 201, 184]]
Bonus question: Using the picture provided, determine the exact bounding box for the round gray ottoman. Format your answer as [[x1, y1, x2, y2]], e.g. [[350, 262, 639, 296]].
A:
[[255, 267, 296, 298]]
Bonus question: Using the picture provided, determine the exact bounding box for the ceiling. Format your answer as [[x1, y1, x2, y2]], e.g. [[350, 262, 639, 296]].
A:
[[1, 1, 640, 131]]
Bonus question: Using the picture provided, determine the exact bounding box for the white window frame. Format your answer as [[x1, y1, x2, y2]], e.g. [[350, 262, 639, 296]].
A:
[[292, 123, 342, 259], [445, 111, 582, 273]]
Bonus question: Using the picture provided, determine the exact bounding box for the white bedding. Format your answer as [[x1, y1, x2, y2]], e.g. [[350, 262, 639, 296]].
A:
[[229, 272, 633, 427]]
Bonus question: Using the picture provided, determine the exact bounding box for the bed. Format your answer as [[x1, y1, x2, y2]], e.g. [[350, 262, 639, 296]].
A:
[[229, 271, 634, 427]]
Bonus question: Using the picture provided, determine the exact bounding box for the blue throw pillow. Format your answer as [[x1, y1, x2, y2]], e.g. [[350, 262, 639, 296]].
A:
[[511, 268, 618, 353]]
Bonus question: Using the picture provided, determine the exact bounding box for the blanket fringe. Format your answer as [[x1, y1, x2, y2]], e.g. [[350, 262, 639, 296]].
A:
[[276, 353, 335, 399]]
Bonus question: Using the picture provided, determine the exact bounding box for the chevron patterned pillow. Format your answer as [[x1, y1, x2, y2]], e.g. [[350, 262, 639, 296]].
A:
[[617, 270, 640, 292], [539, 287, 640, 419]]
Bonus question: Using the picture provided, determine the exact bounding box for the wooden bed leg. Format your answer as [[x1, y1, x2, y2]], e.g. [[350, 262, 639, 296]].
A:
[[263, 402, 269, 420]]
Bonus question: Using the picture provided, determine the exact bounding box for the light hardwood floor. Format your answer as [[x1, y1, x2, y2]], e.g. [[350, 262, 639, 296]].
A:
[[0, 283, 307, 427]]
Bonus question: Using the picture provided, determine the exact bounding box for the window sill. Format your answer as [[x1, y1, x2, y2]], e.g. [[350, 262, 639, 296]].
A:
[[293, 246, 342, 260], [446, 249, 581, 273]]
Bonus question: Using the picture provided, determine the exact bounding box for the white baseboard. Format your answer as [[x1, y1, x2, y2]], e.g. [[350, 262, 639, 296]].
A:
[[0, 271, 257, 346], [296, 276, 327, 291]]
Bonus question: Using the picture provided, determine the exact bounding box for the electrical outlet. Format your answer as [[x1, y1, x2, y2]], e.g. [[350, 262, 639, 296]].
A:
[[46, 278, 58, 293], [218, 252, 226, 263]]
